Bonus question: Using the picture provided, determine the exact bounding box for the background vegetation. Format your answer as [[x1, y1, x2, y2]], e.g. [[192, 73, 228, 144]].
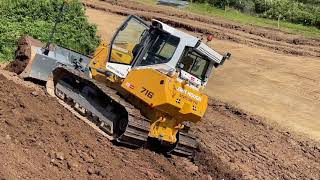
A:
[[189, 0, 320, 28], [0, 0, 100, 61], [139, 0, 320, 37]]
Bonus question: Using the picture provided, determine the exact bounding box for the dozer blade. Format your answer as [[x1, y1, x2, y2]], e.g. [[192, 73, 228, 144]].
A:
[[7, 36, 91, 82]]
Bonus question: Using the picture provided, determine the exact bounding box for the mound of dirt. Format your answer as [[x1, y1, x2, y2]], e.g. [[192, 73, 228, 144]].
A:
[[5, 36, 43, 75]]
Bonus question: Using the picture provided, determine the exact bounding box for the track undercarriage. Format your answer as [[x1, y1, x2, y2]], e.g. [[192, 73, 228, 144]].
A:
[[47, 67, 198, 157]]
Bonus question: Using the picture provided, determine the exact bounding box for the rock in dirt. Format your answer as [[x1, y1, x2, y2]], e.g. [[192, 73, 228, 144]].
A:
[[80, 152, 94, 163], [50, 159, 59, 167], [87, 167, 102, 176], [55, 152, 65, 161], [184, 159, 199, 174], [5, 135, 11, 141], [87, 167, 95, 175], [67, 160, 79, 170], [31, 91, 39, 97], [0, 137, 6, 145]]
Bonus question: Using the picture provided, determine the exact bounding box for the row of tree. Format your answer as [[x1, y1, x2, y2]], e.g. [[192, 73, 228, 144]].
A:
[[188, 0, 320, 28]]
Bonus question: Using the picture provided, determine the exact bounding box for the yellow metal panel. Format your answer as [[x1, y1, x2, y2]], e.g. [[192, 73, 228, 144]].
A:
[[90, 41, 109, 78], [121, 68, 208, 123]]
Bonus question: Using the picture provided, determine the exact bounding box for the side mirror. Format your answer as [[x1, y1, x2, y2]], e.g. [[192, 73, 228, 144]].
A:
[[225, 52, 232, 60], [219, 52, 232, 66]]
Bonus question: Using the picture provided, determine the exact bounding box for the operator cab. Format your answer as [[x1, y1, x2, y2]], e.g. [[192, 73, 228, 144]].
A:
[[107, 15, 230, 89]]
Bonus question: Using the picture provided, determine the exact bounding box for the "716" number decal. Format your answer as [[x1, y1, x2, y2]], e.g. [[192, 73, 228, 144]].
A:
[[141, 87, 154, 99]]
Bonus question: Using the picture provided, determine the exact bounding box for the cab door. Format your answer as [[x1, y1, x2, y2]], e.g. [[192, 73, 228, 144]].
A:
[[107, 15, 149, 78]]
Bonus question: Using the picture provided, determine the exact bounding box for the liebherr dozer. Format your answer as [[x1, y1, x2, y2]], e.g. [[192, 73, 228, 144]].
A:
[[12, 15, 231, 157]]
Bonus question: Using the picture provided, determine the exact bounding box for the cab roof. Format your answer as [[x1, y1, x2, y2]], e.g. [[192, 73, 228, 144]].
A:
[[151, 19, 224, 65]]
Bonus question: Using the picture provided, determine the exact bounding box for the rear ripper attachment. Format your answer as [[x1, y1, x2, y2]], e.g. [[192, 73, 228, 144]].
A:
[[47, 67, 198, 157]]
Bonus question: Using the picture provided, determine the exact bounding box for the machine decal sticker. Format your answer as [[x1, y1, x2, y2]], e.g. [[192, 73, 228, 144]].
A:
[[126, 82, 135, 89], [141, 87, 154, 99], [176, 87, 201, 102]]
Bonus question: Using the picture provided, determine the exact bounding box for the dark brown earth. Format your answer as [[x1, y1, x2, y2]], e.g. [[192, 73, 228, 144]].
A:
[[197, 100, 320, 179], [0, 72, 241, 180], [0, 69, 319, 179], [85, 0, 320, 57]]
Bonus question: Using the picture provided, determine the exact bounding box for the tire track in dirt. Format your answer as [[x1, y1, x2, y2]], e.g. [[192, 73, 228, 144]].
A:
[[84, 0, 320, 57]]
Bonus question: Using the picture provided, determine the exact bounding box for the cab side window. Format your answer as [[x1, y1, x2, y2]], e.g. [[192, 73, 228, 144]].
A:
[[178, 49, 210, 81], [140, 33, 180, 66]]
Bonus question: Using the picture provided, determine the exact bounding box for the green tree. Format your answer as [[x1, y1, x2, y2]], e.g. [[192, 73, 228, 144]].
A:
[[0, 0, 100, 61]]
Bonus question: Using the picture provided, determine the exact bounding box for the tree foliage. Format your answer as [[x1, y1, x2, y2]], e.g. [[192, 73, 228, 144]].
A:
[[0, 0, 100, 61]]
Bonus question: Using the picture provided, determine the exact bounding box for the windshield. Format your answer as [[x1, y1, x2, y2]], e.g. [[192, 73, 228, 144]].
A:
[[110, 17, 148, 65], [179, 49, 210, 81], [139, 32, 180, 66]]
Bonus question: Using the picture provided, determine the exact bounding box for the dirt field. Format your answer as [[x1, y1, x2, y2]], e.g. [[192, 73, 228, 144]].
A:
[[1, 64, 319, 179], [0, 70, 242, 180], [0, 0, 320, 179]]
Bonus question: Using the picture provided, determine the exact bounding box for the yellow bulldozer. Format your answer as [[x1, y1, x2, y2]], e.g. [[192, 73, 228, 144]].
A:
[[11, 11, 231, 157]]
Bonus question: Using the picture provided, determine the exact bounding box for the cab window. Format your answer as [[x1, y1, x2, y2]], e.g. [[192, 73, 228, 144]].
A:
[[110, 17, 148, 65], [178, 49, 210, 81], [140, 33, 180, 66]]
